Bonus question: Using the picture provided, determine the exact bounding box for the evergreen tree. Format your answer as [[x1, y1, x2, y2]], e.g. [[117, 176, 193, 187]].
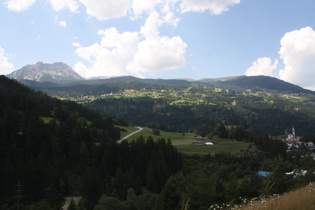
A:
[[154, 176, 181, 210]]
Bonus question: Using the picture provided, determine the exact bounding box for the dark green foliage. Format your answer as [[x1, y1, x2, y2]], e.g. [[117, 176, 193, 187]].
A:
[[84, 90, 315, 138], [23, 75, 315, 137], [94, 195, 128, 210], [152, 128, 160, 135], [214, 121, 228, 138], [0, 76, 183, 209], [68, 199, 77, 210], [154, 176, 181, 210], [18, 75, 315, 137], [2, 76, 315, 209]]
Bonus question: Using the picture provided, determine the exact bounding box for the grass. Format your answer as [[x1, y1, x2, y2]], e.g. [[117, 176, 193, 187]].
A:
[[175, 139, 250, 155], [117, 125, 140, 139], [233, 182, 315, 210], [41, 116, 54, 124], [122, 127, 196, 143], [119, 126, 250, 155]]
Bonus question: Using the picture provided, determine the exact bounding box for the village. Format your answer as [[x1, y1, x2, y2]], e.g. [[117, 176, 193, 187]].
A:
[[191, 127, 315, 160], [278, 127, 315, 151]]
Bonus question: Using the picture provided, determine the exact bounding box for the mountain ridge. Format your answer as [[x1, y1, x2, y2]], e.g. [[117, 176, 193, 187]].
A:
[[6, 62, 314, 95], [200, 75, 314, 94], [19, 75, 314, 96], [7, 62, 83, 82]]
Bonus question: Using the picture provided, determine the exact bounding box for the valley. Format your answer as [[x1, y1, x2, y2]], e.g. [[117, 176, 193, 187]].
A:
[[119, 125, 251, 155], [2, 72, 315, 209], [32, 76, 315, 139]]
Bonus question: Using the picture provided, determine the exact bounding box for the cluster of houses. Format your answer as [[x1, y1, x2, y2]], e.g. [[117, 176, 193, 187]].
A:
[[277, 127, 315, 150], [258, 127, 315, 178], [192, 127, 315, 150], [191, 136, 214, 145]]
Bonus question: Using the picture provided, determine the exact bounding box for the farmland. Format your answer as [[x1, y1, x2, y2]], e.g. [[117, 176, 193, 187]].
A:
[[118, 126, 251, 154]]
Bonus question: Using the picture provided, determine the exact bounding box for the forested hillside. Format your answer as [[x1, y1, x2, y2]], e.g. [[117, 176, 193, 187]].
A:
[[1, 76, 315, 209], [0, 76, 182, 209], [23, 76, 315, 137], [0, 76, 116, 207]]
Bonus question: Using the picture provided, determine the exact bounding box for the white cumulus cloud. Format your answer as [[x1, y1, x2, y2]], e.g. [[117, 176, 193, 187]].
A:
[[74, 28, 140, 78], [0, 47, 14, 75], [180, 0, 241, 15], [131, 0, 178, 16], [5, 0, 36, 12], [279, 27, 315, 90], [73, 11, 187, 78], [131, 36, 187, 73], [132, 0, 163, 16], [79, 0, 131, 20], [48, 0, 79, 12], [130, 11, 187, 73], [5, 0, 240, 18], [245, 57, 278, 77]]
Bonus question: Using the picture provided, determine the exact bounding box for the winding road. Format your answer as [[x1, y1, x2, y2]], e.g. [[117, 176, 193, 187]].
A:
[[117, 127, 143, 143]]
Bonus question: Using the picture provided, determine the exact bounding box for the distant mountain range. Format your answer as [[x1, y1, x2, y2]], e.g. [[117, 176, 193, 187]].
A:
[[7, 62, 83, 82], [200, 75, 315, 95], [6, 62, 314, 95]]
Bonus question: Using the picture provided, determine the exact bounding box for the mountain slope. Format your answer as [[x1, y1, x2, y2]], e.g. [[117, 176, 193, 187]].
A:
[[0, 76, 183, 209], [7, 62, 83, 82], [30, 74, 315, 96], [201, 75, 314, 94]]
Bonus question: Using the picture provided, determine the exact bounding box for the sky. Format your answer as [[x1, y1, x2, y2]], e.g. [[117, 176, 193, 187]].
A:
[[0, 0, 315, 90]]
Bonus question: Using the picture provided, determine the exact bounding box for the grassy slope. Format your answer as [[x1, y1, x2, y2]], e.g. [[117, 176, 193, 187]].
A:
[[118, 126, 251, 155], [235, 182, 315, 210]]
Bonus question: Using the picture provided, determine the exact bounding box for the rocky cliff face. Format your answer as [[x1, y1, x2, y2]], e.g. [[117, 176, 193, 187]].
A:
[[7, 62, 83, 82]]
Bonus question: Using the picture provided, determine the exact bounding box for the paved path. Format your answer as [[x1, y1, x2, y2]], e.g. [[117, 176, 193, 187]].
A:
[[61, 197, 81, 210], [117, 127, 143, 143]]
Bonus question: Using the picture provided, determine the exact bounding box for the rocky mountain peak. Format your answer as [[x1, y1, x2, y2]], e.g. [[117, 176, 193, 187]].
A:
[[7, 62, 84, 82]]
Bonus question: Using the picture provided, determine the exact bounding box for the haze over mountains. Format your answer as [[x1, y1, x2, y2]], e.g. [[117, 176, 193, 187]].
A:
[[6, 62, 315, 95]]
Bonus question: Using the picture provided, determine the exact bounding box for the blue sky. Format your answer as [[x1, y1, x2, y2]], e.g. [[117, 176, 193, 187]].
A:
[[1, 0, 315, 89]]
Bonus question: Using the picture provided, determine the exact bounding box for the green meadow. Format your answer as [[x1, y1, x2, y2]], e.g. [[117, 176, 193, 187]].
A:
[[118, 126, 251, 155]]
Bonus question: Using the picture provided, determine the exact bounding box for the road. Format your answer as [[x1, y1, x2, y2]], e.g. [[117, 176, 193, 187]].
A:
[[61, 197, 81, 210], [117, 127, 143, 143]]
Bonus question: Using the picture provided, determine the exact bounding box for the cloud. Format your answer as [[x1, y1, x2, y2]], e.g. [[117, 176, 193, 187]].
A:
[[5, 0, 36, 12], [180, 0, 241, 15], [131, 0, 178, 16], [0, 47, 14, 75], [131, 36, 187, 73], [74, 28, 140, 78], [279, 27, 315, 90], [130, 11, 187, 73], [5, 0, 240, 18], [79, 0, 131, 20], [245, 57, 278, 77], [132, 0, 163, 16], [48, 0, 79, 12], [73, 12, 187, 78], [58, 20, 67, 27], [55, 16, 67, 27]]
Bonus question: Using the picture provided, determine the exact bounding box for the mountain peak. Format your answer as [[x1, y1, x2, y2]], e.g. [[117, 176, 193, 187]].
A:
[[7, 62, 83, 82]]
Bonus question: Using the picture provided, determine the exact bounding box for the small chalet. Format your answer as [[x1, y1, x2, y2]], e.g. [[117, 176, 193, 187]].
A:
[[192, 136, 214, 145]]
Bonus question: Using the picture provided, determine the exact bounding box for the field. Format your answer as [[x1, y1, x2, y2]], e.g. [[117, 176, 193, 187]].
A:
[[118, 126, 251, 155]]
